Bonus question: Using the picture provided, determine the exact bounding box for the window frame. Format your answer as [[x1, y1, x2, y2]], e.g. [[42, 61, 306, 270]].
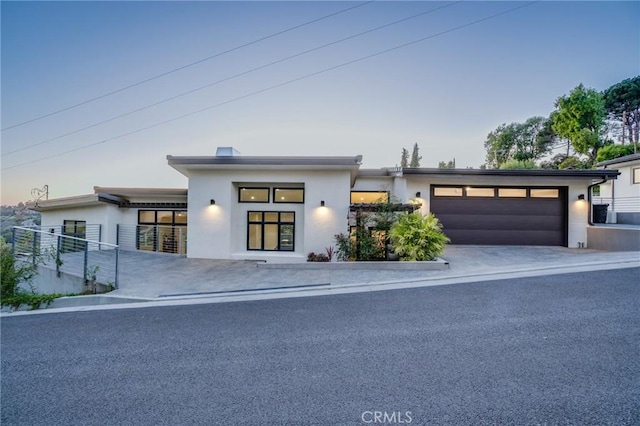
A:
[[247, 211, 295, 252], [273, 188, 305, 204], [350, 191, 390, 204], [633, 167, 640, 184], [238, 187, 270, 203]]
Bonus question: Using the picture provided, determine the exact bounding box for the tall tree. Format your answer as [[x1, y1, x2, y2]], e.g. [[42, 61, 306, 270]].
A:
[[603, 76, 640, 151], [409, 143, 421, 167], [400, 148, 409, 168], [551, 84, 608, 164], [483, 117, 555, 169]]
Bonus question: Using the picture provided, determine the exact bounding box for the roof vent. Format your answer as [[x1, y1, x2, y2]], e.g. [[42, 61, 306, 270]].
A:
[[216, 147, 241, 157]]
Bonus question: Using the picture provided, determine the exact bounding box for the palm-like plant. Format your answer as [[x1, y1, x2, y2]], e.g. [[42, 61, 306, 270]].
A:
[[389, 212, 449, 261]]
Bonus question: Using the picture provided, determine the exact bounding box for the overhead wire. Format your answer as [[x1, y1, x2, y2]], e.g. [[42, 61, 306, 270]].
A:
[[1, 1, 462, 158], [2, 1, 539, 172], [0, 1, 374, 132]]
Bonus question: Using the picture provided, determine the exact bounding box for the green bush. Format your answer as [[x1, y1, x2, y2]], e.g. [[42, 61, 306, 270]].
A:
[[1, 239, 37, 302], [389, 212, 450, 261]]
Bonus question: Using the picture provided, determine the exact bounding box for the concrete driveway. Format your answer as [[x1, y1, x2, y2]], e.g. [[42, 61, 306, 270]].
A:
[[110, 246, 640, 299]]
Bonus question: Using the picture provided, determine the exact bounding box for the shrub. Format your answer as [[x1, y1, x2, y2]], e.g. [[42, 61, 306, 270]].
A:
[[389, 212, 450, 261], [307, 252, 330, 262], [1, 239, 37, 302]]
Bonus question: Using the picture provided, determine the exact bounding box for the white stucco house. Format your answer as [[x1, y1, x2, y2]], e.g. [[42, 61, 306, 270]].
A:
[[594, 153, 640, 225], [29, 147, 621, 261]]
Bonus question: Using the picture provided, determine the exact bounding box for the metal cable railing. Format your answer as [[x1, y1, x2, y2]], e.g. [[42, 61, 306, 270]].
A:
[[12, 226, 119, 288]]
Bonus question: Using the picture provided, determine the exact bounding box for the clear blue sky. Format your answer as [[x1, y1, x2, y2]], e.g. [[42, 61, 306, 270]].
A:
[[1, 1, 638, 205]]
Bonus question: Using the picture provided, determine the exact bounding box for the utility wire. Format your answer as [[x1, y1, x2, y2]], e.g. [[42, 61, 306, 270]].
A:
[[0, 1, 374, 132], [2, 1, 538, 172], [2, 1, 462, 158]]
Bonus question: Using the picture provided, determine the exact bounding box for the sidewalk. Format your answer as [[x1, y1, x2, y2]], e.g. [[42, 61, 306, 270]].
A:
[[3, 246, 639, 315]]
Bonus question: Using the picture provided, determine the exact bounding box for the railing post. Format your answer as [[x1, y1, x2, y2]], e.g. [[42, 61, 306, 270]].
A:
[[56, 235, 62, 277], [12, 227, 16, 252], [99, 224, 103, 249], [32, 230, 37, 265], [114, 247, 120, 289], [116, 224, 120, 246], [155, 225, 159, 253], [83, 239, 89, 283]]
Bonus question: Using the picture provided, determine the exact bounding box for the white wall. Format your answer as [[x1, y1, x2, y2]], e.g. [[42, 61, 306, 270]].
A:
[[186, 169, 352, 262], [40, 204, 124, 245]]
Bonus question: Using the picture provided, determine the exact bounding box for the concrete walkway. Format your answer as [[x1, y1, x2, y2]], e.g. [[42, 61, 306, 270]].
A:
[[3, 246, 639, 314]]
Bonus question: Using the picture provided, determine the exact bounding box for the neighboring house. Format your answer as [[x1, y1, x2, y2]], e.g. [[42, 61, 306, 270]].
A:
[[28, 147, 620, 261], [595, 153, 640, 225]]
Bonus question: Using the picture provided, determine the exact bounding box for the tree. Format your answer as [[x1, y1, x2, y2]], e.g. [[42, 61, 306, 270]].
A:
[[409, 143, 421, 167], [603, 76, 640, 150], [438, 158, 456, 168], [595, 144, 636, 163], [400, 148, 409, 168], [551, 84, 608, 164], [484, 117, 555, 168]]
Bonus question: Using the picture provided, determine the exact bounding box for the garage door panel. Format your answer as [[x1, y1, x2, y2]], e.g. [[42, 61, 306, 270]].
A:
[[443, 229, 564, 246], [437, 214, 564, 231], [430, 186, 567, 246], [431, 199, 562, 216]]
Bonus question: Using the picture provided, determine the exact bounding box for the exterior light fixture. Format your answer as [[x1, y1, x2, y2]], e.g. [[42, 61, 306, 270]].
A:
[[578, 194, 585, 200], [320, 200, 325, 207], [415, 191, 421, 198], [210, 199, 216, 205]]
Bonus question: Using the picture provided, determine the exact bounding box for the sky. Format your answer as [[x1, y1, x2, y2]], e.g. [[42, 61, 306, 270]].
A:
[[1, 1, 638, 205]]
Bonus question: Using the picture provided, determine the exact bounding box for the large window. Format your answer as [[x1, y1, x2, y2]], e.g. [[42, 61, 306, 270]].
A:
[[137, 210, 187, 254], [247, 211, 295, 251]]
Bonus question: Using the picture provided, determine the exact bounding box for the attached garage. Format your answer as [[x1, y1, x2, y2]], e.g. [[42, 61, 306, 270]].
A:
[[402, 168, 621, 249], [430, 186, 567, 246]]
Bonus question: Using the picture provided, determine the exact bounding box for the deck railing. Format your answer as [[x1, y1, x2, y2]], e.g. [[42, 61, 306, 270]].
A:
[[592, 196, 640, 213], [12, 226, 119, 288]]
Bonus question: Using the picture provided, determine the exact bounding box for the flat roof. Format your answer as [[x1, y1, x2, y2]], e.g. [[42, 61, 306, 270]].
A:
[[167, 155, 362, 167], [93, 187, 187, 198], [402, 168, 620, 179]]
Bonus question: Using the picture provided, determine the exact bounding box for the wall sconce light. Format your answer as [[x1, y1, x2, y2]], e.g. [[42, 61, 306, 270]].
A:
[[320, 200, 325, 207], [577, 194, 585, 200], [210, 199, 216, 205], [415, 191, 421, 198]]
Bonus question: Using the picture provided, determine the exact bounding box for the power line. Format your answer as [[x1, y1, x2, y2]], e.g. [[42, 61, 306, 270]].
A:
[[0, 1, 374, 132], [2, 1, 538, 172], [2, 1, 462, 158]]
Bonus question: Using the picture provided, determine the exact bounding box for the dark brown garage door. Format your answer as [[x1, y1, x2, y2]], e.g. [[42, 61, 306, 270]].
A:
[[429, 186, 567, 246]]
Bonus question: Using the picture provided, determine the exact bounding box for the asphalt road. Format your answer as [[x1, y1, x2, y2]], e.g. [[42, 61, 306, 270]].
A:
[[2, 268, 639, 425]]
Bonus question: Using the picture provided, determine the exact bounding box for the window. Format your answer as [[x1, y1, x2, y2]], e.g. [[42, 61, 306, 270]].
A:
[[633, 168, 640, 184], [248, 211, 295, 251], [62, 220, 86, 252], [433, 187, 463, 197], [530, 189, 559, 198], [239, 187, 269, 203], [274, 188, 304, 203], [137, 210, 188, 254], [498, 188, 527, 198], [466, 187, 495, 197], [350, 191, 389, 204]]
